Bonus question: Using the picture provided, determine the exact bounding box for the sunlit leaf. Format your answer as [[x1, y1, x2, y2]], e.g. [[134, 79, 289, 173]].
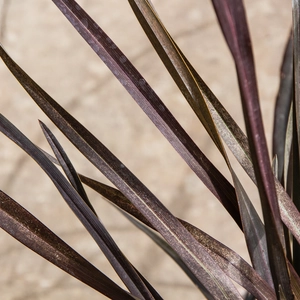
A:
[[80, 175, 276, 299], [0, 106, 242, 298], [292, 0, 300, 160], [283, 105, 293, 191], [49, 0, 242, 228], [0, 191, 136, 300], [36, 153, 216, 298], [50, 1, 274, 288], [273, 33, 293, 184], [128, 0, 274, 286], [129, 0, 225, 156], [0, 114, 158, 300], [292, 103, 300, 275], [288, 261, 300, 299], [212, 0, 292, 297], [40, 120, 97, 216], [292, 0, 300, 278], [231, 172, 272, 287], [117, 209, 214, 299]]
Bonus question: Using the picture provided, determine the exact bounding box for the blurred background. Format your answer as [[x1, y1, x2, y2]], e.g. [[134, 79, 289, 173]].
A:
[[0, 0, 291, 299]]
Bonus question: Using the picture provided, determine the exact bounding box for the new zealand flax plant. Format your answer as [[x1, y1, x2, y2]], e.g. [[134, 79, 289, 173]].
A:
[[0, 0, 299, 299]]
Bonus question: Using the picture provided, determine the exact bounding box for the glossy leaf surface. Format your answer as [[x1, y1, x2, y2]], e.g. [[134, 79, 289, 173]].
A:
[[0, 191, 136, 300]]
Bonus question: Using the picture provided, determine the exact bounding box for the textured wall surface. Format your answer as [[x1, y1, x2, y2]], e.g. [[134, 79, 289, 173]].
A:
[[0, 0, 291, 299]]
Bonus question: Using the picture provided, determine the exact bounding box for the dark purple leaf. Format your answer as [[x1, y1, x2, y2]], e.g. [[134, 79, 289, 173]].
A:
[[118, 210, 213, 299], [129, 0, 224, 155], [0, 114, 158, 300], [49, 0, 242, 228], [175, 35, 300, 259], [39, 121, 163, 299], [0, 70, 244, 300], [176, 26, 300, 292], [211, 1, 292, 297], [292, 0, 300, 277], [39, 120, 97, 216], [0, 108, 243, 298], [288, 260, 300, 299], [0, 191, 135, 300], [80, 175, 276, 299], [19, 146, 276, 298], [80, 175, 153, 229], [292, 102, 300, 275], [272, 33, 293, 184], [293, 0, 300, 159], [231, 172, 273, 287], [128, 0, 273, 286]]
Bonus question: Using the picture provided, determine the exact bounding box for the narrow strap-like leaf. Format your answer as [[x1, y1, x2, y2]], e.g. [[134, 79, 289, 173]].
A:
[[0, 32, 249, 299], [129, 0, 225, 156], [272, 33, 293, 184], [39, 120, 97, 216], [131, 2, 300, 258], [292, 0, 300, 277], [0, 114, 158, 300], [283, 106, 293, 190], [178, 35, 300, 259], [211, 1, 292, 297], [0, 191, 136, 300], [126, 1, 300, 256], [31, 147, 167, 300], [0, 112, 242, 298], [288, 261, 300, 299], [121, 211, 214, 300], [292, 99, 300, 275], [49, 0, 242, 228], [39, 121, 163, 300], [30, 150, 276, 298], [293, 0, 300, 164], [79, 175, 276, 300], [230, 172, 273, 287], [128, 0, 274, 286], [2, 1, 300, 294]]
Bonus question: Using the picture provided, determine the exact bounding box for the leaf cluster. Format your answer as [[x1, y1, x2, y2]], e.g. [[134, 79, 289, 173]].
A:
[[0, 0, 299, 299]]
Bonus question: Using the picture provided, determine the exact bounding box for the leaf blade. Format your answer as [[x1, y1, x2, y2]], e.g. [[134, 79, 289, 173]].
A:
[[80, 175, 276, 300], [272, 33, 293, 184], [0, 190, 136, 300], [49, 0, 242, 228], [211, 1, 292, 297], [117, 208, 214, 299], [0, 102, 242, 298], [128, 0, 272, 286], [39, 120, 97, 216], [0, 114, 157, 300], [126, 0, 300, 258]]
